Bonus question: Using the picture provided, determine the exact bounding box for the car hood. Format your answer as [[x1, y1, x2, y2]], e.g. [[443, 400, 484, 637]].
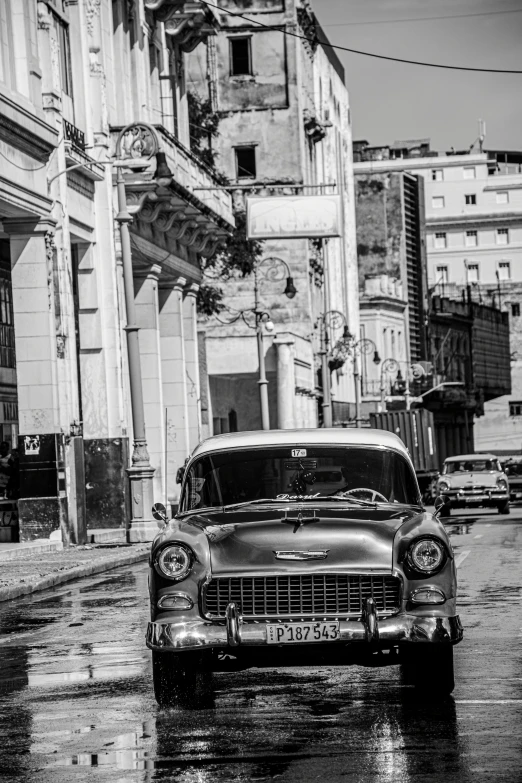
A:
[[442, 472, 500, 488], [178, 505, 420, 573]]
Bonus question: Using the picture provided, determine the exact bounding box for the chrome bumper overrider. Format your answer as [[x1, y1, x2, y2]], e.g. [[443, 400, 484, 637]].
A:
[[146, 601, 463, 652]]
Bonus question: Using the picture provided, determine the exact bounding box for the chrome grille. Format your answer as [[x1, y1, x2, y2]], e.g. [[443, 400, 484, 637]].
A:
[[203, 574, 401, 619]]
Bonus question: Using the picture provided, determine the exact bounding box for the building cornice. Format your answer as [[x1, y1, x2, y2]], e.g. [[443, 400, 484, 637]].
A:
[[427, 211, 522, 231], [359, 295, 407, 313], [0, 90, 58, 162]]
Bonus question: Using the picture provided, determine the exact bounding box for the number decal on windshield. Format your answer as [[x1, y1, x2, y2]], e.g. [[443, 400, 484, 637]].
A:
[[291, 449, 307, 457]]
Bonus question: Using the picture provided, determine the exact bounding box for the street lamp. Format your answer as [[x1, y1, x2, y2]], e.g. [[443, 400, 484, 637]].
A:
[[315, 313, 380, 428], [216, 256, 297, 430], [380, 360, 427, 411]]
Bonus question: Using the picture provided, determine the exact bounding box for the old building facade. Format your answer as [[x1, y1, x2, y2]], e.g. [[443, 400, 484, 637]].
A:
[[353, 139, 514, 459], [187, 0, 360, 431], [0, 0, 234, 542]]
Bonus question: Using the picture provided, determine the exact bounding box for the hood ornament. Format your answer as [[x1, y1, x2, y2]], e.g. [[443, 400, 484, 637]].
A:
[[274, 550, 329, 561], [281, 508, 320, 533]]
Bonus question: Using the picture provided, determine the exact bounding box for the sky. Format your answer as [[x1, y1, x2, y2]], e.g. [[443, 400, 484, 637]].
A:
[[316, 0, 522, 152]]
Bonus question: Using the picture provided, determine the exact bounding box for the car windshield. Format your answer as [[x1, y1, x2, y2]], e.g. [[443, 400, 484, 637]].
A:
[[444, 459, 501, 474], [504, 461, 522, 476], [180, 446, 420, 511]]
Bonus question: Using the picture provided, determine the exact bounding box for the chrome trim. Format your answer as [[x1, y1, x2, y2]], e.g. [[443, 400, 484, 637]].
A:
[[157, 592, 194, 610], [274, 550, 329, 561], [410, 586, 446, 605], [225, 602, 242, 647], [361, 597, 379, 643], [202, 573, 402, 620], [146, 614, 464, 651]]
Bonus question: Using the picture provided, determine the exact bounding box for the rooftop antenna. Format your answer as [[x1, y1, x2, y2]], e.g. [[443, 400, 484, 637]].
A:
[[478, 118, 486, 153]]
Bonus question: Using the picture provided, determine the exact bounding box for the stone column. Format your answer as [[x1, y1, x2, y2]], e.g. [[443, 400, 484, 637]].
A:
[[134, 264, 164, 505], [183, 283, 201, 451], [159, 278, 189, 509], [274, 335, 296, 430]]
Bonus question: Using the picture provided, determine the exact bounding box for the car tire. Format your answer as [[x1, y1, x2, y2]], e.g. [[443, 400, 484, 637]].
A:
[[152, 650, 213, 708], [498, 500, 510, 515], [400, 644, 455, 696]]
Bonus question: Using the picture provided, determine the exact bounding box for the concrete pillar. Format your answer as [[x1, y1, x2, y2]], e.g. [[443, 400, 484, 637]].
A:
[[274, 335, 296, 430], [183, 283, 201, 451], [134, 264, 164, 503], [8, 221, 66, 541], [159, 277, 189, 508]]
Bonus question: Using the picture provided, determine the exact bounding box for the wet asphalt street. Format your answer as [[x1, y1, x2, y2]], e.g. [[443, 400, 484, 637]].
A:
[[1, 509, 522, 783]]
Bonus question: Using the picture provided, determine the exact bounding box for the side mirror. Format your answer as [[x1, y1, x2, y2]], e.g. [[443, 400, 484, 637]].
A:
[[176, 466, 185, 485], [152, 502, 168, 523]]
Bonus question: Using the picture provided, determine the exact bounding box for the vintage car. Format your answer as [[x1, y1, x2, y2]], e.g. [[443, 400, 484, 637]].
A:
[[501, 456, 522, 502], [436, 453, 510, 515], [147, 429, 463, 705]]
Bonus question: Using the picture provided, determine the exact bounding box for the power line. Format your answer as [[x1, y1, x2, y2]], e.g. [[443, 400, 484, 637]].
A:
[[199, 0, 522, 74], [319, 8, 522, 27]]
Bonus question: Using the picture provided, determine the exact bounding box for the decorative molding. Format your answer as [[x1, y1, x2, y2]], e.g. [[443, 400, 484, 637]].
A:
[[0, 110, 57, 163], [66, 169, 96, 200], [145, 0, 220, 52], [85, 0, 102, 36]]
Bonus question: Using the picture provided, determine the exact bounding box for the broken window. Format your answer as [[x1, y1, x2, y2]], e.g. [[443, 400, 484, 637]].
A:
[[235, 146, 256, 179], [230, 37, 252, 76]]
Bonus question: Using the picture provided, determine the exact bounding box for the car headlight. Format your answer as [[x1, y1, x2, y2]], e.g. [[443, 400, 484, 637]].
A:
[[497, 478, 508, 490], [438, 480, 450, 492], [408, 538, 445, 573], [155, 544, 193, 581]]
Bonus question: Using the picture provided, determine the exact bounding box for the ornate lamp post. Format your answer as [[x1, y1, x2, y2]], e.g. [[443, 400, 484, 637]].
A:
[[321, 318, 380, 427], [316, 310, 346, 427], [380, 359, 426, 411], [48, 121, 174, 539], [216, 256, 296, 430]]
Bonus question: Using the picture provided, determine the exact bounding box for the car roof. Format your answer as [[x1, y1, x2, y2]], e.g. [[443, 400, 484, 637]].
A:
[[191, 428, 410, 460], [444, 453, 498, 462]]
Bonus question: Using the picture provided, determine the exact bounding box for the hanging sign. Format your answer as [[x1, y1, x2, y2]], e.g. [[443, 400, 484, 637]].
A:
[[246, 195, 342, 239]]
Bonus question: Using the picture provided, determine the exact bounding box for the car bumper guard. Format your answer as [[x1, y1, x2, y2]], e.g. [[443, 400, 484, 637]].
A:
[[147, 600, 463, 652]]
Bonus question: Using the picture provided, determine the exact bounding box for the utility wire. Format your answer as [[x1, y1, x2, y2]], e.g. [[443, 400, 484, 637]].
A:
[[319, 8, 522, 27], [200, 0, 522, 74]]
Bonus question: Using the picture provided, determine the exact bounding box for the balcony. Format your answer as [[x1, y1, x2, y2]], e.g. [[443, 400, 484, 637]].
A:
[[63, 119, 105, 182], [143, 0, 220, 51], [110, 124, 234, 258]]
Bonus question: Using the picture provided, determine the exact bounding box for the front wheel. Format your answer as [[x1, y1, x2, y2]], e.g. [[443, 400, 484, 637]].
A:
[[498, 500, 510, 515], [152, 651, 213, 708], [400, 644, 455, 696]]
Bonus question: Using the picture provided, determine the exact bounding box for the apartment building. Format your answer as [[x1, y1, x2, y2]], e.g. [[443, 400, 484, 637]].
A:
[[187, 0, 360, 430], [353, 139, 520, 452], [0, 0, 234, 542]]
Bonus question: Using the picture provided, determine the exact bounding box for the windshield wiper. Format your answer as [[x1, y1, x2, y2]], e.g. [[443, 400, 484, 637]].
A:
[[314, 495, 378, 507], [222, 498, 283, 511]]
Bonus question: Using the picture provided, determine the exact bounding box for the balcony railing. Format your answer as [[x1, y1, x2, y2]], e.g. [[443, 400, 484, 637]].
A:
[[63, 119, 85, 152]]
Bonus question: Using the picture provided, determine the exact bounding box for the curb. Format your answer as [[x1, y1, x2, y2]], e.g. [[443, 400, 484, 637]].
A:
[[0, 545, 150, 604]]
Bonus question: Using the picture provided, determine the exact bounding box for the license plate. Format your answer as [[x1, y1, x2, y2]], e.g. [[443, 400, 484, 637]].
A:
[[463, 495, 487, 502], [266, 621, 340, 644]]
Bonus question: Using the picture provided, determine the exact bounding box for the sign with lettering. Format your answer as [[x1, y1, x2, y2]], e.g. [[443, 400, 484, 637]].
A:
[[246, 195, 341, 239]]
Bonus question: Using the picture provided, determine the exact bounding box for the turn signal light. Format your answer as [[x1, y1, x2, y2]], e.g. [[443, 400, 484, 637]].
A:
[[157, 593, 194, 610], [410, 587, 446, 604]]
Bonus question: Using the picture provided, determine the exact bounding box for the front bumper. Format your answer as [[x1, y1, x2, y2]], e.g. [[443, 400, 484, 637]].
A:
[[442, 490, 508, 507], [146, 608, 463, 652]]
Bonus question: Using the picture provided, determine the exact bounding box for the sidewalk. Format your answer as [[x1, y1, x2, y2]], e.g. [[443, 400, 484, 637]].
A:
[[0, 542, 150, 603]]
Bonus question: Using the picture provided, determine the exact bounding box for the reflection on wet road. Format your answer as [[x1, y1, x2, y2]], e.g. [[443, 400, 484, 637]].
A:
[[1, 508, 522, 782]]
